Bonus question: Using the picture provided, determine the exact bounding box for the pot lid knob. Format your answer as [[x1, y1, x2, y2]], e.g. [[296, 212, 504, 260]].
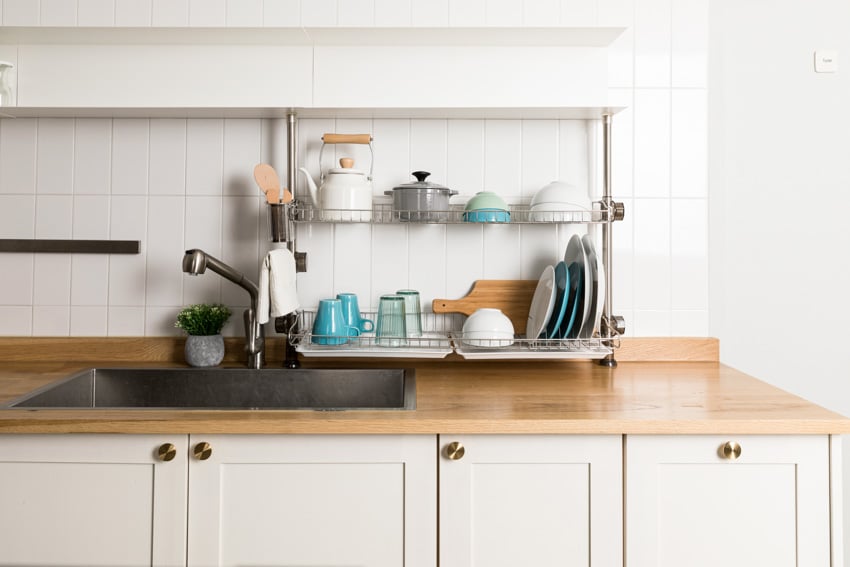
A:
[[412, 171, 430, 182], [340, 157, 355, 169]]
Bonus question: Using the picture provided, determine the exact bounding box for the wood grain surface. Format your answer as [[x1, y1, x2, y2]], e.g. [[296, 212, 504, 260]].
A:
[[432, 280, 539, 334]]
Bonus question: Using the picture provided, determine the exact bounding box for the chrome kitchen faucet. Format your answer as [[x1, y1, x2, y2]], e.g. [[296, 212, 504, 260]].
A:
[[182, 249, 264, 369]]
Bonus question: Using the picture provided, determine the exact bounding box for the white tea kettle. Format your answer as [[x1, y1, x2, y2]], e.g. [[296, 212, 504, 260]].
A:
[[298, 134, 374, 221]]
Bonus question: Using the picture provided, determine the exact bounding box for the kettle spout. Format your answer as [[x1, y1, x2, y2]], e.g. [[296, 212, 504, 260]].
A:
[[297, 168, 320, 207]]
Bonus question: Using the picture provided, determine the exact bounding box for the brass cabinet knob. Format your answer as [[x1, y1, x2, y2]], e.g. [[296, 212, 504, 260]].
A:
[[445, 441, 465, 461], [719, 441, 742, 460], [193, 442, 213, 461], [156, 443, 177, 462]]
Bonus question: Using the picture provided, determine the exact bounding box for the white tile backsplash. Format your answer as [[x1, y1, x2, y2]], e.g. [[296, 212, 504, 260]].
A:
[[0, 0, 711, 339]]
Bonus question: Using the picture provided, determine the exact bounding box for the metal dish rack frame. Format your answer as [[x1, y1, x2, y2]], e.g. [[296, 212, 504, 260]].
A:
[[275, 112, 625, 366]]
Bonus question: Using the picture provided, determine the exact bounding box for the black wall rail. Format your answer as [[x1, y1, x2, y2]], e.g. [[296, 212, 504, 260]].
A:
[[0, 239, 140, 254]]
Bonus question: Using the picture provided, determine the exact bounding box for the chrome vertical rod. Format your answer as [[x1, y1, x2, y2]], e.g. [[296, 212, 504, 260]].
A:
[[600, 113, 617, 367], [283, 111, 300, 369]]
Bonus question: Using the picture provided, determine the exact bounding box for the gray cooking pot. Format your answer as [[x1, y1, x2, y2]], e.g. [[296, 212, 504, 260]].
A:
[[385, 171, 458, 221]]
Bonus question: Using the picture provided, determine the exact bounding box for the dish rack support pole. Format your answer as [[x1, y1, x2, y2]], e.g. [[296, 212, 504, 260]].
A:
[[280, 111, 300, 368], [600, 112, 618, 368]]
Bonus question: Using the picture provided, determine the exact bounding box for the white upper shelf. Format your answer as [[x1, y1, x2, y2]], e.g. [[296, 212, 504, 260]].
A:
[[0, 26, 626, 47]]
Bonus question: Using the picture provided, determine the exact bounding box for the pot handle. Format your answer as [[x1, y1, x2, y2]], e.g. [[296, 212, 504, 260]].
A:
[[322, 133, 372, 145]]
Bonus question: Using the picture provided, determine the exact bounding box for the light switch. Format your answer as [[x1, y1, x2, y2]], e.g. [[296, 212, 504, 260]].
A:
[[814, 50, 838, 73]]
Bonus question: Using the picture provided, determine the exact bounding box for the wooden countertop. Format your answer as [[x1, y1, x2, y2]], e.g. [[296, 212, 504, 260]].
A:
[[0, 353, 847, 435]]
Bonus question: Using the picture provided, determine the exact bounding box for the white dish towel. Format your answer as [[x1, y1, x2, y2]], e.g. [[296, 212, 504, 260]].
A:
[[258, 247, 299, 324]]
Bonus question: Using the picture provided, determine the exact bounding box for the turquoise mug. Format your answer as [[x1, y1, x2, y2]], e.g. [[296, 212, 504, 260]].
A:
[[312, 299, 361, 345], [337, 293, 374, 333]]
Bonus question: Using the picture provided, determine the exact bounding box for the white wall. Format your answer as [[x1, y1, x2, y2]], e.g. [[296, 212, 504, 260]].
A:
[[0, 0, 711, 340], [708, 0, 850, 559]]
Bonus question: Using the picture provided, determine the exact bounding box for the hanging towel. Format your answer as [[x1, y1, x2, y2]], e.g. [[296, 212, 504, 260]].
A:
[[258, 248, 299, 324]]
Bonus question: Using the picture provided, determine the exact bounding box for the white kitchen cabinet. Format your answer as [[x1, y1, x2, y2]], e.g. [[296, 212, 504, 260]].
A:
[[626, 435, 834, 567], [186, 434, 436, 567], [0, 434, 187, 567], [438, 434, 622, 567]]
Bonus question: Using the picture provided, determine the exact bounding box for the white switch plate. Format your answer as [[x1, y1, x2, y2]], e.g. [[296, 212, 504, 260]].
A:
[[815, 50, 838, 73]]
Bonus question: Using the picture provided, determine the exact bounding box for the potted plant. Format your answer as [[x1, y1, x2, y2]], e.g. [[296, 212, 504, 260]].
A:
[[175, 303, 232, 367]]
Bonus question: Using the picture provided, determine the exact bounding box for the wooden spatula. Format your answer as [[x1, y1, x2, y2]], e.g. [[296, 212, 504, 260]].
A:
[[253, 163, 281, 203]]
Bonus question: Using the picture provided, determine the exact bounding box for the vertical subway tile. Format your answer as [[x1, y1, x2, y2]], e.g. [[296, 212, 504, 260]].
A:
[[296, 117, 334, 200], [449, 0, 485, 25], [78, 0, 116, 26], [183, 196, 222, 304], [145, 306, 182, 336], [70, 306, 108, 336], [33, 256, 72, 306], [633, 198, 670, 311], [558, 119, 590, 198], [0, 255, 34, 305], [522, 0, 558, 25], [73, 195, 110, 239], [521, 120, 558, 201], [115, 0, 152, 25], [112, 119, 149, 195], [41, 0, 77, 25], [372, 119, 411, 197], [149, 119, 187, 195], [633, 89, 670, 198], [333, 224, 372, 301], [220, 196, 260, 306], [108, 306, 146, 336], [301, 0, 336, 25], [484, 120, 521, 200], [223, 119, 262, 196], [608, 27, 635, 89], [445, 224, 483, 301], [409, 119, 447, 189], [671, 89, 707, 198], [0, 1, 4, 25], [37, 119, 74, 195], [371, 224, 409, 309], [671, 310, 708, 336], [33, 306, 71, 336], [672, 0, 708, 88], [520, 224, 558, 280], [0, 118, 37, 195], [0, 307, 32, 336], [71, 255, 109, 306], [560, 0, 596, 25], [598, 0, 632, 27], [108, 196, 148, 307], [411, 0, 448, 25], [260, 118, 289, 177], [189, 0, 226, 26], [186, 119, 224, 195], [152, 0, 189, 25], [485, 0, 521, 26], [74, 119, 112, 195], [3, 0, 39, 24], [294, 223, 334, 310], [609, 99, 633, 199], [226, 0, 263, 26], [35, 195, 72, 238], [611, 197, 634, 312], [0, 196, 35, 238], [374, 0, 409, 26], [338, 0, 374, 25], [634, 0, 671, 88], [264, 0, 300, 26], [483, 225, 521, 279], [447, 120, 484, 195], [671, 198, 707, 310], [146, 196, 185, 307], [407, 224, 446, 311], [632, 309, 671, 336]]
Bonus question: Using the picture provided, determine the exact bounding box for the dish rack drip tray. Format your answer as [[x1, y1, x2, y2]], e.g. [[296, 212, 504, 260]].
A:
[[290, 311, 615, 360]]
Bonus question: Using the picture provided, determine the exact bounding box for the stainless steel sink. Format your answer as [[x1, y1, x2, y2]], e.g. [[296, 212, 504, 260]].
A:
[[6, 367, 415, 410]]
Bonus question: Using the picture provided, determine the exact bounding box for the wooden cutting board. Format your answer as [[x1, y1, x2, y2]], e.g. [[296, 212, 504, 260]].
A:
[[432, 280, 538, 334]]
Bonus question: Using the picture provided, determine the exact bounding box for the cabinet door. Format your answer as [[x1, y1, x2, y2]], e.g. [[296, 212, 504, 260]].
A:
[[626, 435, 831, 567], [187, 434, 436, 567], [0, 434, 187, 567], [439, 434, 622, 567]]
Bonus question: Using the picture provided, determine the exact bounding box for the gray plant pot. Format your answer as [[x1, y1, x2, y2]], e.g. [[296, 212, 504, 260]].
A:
[[184, 334, 225, 367]]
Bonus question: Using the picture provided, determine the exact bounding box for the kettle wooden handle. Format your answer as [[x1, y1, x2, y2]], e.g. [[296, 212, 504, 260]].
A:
[[322, 133, 372, 145]]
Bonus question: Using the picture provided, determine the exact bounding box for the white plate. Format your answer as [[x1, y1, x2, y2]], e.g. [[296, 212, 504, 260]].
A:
[[563, 234, 593, 339], [525, 265, 557, 340], [579, 234, 605, 338]]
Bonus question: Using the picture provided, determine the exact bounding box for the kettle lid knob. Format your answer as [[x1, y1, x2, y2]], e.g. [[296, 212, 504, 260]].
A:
[[339, 157, 354, 169]]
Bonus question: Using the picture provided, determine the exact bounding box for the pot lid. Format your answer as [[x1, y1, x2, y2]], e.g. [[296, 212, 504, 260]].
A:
[[393, 171, 452, 191]]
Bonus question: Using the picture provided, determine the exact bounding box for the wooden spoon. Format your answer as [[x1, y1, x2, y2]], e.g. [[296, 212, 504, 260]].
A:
[[253, 163, 281, 202]]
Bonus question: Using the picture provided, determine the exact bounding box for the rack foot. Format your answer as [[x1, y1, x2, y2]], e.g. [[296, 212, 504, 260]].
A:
[[598, 356, 617, 368]]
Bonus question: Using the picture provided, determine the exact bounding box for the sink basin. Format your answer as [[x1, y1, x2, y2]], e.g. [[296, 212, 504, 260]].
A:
[[6, 367, 415, 410]]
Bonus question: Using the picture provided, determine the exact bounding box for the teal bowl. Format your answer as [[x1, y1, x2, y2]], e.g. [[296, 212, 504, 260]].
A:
[[463, 209, 511, 223], [464, 192, 510, 223]]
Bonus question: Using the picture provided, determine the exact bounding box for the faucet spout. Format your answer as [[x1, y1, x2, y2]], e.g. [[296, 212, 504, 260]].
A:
[[182, 249, 264, 369]]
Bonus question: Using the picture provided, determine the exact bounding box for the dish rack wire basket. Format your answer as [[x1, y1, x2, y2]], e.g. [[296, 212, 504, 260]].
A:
[[293, 203, 610, 224], [289, 310, 617, 360]]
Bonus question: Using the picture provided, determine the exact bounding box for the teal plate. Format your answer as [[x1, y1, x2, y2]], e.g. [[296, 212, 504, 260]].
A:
[[559, 262, 583, 339], [544, 261, 570, 339]]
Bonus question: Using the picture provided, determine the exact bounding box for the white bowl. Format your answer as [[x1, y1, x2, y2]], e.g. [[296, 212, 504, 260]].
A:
[[462, 308, 515, 348], [530, 181, 591, 209], [529, 202, 590, 222]]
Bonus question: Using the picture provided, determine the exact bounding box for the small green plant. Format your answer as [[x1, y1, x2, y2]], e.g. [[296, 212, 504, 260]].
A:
[[175, 303, 232, 336]]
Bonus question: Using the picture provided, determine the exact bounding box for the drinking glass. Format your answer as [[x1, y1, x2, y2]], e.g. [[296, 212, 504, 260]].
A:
[[375, 295, 407, 347], [396, 289, 422, 338]]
